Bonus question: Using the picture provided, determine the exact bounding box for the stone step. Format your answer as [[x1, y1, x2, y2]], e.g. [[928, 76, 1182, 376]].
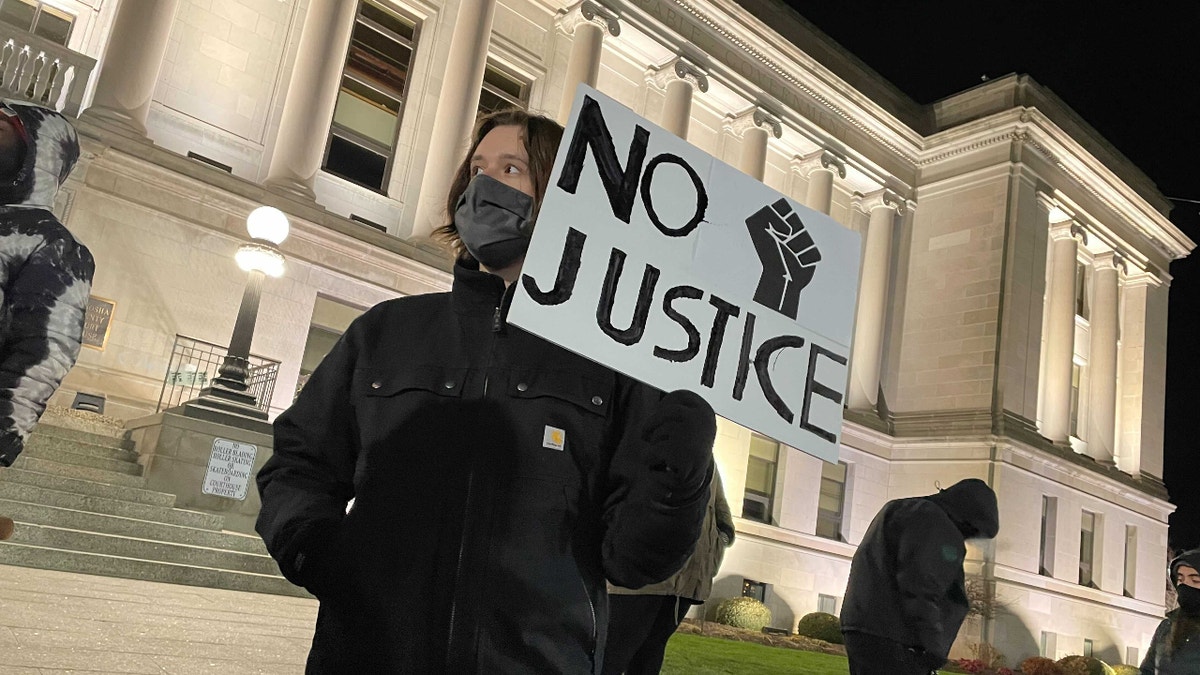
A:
[[6, 523, 280, 575], [31, 424, 135, 451], [25, 433, 140, 463], [0, 499, 268, 554], [11, 455, 147, 488], [0, 541, 308, 598], [21, 444, 143, 476], [0, 467, 174, 507], [0, 482, 221, 530]]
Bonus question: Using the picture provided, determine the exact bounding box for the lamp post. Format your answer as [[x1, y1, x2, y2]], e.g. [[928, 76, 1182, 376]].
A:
[[195, 207, 289, 417]]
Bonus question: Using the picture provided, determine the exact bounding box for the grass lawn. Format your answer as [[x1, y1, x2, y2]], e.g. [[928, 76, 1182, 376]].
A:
[[660, 632, 957, 674]]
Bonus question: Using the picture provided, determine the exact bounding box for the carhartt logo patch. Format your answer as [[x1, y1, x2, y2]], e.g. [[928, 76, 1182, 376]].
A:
[[543, 426, 566, 451]]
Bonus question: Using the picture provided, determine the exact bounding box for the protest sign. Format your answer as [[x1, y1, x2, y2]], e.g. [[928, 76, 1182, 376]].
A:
[[509, 86, 862, 462]]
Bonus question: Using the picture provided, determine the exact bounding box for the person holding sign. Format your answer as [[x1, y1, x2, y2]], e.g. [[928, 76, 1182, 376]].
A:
[[1, 100, 94, 540], [256, 109, 717, 674], [840, 478, 999, 675]]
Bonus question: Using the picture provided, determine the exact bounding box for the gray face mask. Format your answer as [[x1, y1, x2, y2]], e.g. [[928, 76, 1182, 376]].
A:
[[454, 174, 535, 269]]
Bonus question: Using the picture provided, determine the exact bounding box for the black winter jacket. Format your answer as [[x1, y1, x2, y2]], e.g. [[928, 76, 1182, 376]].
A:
[[1141, 548, 1200, 675], [840, 478, 999, 663], [1, 99, 92, 466], [256, 263, 712, 674]]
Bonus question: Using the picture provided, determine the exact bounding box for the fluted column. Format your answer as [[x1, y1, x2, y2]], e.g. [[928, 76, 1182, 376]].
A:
[[409, 0, 498, 239], [79, 0, 181, 137], [725, 108, 781, 182], [847, 191, 904, 411], [1086, 252, 1122, 463], [648, 58, 707, 138], [1041, 221, 1086, 444], [556, 0, 620, 123], [263, 0, 360, 200], [795, 151, 845, 215]]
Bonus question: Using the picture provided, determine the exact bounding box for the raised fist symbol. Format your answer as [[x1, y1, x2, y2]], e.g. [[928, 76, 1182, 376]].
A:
[[745, 198, 821, 320]]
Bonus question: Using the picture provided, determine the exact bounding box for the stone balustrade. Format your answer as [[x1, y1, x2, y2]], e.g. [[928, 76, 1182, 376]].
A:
[[0, 27, 95, 117]]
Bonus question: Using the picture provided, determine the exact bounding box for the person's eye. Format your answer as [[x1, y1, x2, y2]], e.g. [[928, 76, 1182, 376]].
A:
[[470, 166, 482, 176], [505, 164, 522, 175]]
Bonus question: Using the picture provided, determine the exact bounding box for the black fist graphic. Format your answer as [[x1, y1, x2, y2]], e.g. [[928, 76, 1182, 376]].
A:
[[745, 198, 821, 320]]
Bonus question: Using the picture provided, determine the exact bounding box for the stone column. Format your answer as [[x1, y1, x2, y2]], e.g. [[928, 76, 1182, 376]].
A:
[[79, 0, 181, 137], [408, 0, 498, 239], [263, 0, 360, 200], [1041, 221, 1086, 444], [1115, 271, 1162, 476], [556, 0, 620, 123], [648, 57, 707, 138], [847, 191, 904, 411], [798, 151, 845, 215], [1086, 251, 1122, 463], [725, 108, 781, 181]]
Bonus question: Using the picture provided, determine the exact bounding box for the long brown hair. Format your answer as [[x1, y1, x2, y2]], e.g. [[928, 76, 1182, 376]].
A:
[[433, 109, 564, 262]]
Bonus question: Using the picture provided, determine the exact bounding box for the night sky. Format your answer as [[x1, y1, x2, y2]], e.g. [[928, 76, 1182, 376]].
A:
[[784, 1, 1200, 549]]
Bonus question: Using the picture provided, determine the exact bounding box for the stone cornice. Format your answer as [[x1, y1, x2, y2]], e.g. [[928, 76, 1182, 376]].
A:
[[557, 0, 621, 37]]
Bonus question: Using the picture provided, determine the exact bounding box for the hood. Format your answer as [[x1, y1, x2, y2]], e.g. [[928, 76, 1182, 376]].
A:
[[0, 99, 80, 210], [926, 478, 999, 539], [1170, 548, 1200, 583]]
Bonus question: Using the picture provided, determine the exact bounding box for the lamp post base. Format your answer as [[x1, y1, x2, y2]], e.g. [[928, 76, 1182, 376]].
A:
[[185, 384, 269, 422]]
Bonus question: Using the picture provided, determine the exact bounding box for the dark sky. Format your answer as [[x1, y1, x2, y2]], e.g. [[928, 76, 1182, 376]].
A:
[[784, 1, 1200, 549]]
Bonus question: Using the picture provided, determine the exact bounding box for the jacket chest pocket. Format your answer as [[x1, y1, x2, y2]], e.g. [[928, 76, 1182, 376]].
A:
[[502, 369, 612, 481], [353, 365, 468, 452]]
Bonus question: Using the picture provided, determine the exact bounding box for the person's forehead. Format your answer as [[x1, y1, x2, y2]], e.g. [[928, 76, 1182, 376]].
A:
[[1177, 564, 1199, 576]]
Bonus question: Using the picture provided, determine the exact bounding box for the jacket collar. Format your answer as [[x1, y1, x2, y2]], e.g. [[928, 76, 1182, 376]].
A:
[[452, 259, 510, 315]]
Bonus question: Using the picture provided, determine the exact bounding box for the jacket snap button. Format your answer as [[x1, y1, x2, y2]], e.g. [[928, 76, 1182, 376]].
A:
[[370, 381, 382, 389], [591, 395, 603, 406], [517, 382, 528, 392], [443, 381, 455, 389]]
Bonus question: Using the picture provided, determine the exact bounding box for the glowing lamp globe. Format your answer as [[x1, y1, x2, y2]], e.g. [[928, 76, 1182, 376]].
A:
[[246, 206, 290, 245]]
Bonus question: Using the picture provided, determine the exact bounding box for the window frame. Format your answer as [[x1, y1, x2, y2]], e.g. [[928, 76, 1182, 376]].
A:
[[742, 433, 780, 524], [477, 60, 531, 117], [0, 0, 75, 45], [815, 460, 848, 541]]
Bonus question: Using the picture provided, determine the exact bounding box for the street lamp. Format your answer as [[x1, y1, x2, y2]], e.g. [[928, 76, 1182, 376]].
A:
[[197, 206, 289, 416]]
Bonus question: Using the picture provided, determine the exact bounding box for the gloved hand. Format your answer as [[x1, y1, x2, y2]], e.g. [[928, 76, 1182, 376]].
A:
[[640, 390, 717, 493], [906, 646, 946, 671]]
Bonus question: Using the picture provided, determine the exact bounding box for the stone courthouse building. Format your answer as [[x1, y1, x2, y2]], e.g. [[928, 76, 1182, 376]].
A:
[[0, 0, 1191, 666]]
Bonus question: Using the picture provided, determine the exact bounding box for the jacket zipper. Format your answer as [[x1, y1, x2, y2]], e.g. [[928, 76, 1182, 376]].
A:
[[581, 577, 597, 660]]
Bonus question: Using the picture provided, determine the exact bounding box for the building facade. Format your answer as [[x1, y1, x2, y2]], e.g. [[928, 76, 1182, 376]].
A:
[[0, 0, 1191, 665]]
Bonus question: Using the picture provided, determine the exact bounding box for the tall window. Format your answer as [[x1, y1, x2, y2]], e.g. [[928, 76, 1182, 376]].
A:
[[477, 62, 530, 117], [1079, 510, 1097, 587], [1040, 631, 1056, 658], [324, 0, 418, 192], [1083, 639, 1094, 657], [1123, 525, 1138, 598], [1075, 261, 1090, 319], [816, 461, 848, 541], [743, 434, 778, 523], [0, 0, 73, 45], [1040, 496, 1057, 576], [1069, 363, 1082, 438]]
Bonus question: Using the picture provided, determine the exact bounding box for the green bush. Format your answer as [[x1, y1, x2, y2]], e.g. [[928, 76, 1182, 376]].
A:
[[1056, 655, 1107, 675], [1019, 656, 1064, 675], [1110, 666, 1140, 675], [714, 596, 772, 631], [794, 612, 843, 644]]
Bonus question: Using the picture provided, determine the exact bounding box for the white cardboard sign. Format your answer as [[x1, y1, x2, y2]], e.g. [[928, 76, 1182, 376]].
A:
[[509, 86, 862, 462], [201, 438, 257, 500]]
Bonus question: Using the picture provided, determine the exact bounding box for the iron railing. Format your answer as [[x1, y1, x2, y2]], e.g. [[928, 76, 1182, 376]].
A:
[[0, 28, 97, 116], [156, 335, 280, 413]]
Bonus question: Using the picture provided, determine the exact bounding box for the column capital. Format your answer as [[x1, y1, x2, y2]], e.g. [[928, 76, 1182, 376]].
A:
[[725, 107, 782, 140], [792, 150, 845, 179], [557, 0, 621, 37], [1092, 250, 1127, 274], [647, 57, 709, 93], [1050, 220, 1088, 244], [1122, 267, 1165, 288], [853, 189, 906, 217]]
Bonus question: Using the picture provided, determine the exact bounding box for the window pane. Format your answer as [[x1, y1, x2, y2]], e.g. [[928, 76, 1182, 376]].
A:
[[0, 0, 37, 31], [332, 84, 399, 148], [749, 434, 779, 461], [745, 457, 775, 494], [346, 24, 411, 95], [326, 134, 387, 190], [361, 0, 415, 42], [33, 4, 72, 45], [1069, 365, 1081, 437]]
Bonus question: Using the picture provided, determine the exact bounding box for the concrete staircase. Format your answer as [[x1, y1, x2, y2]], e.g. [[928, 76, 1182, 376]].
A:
[[0, 421, 306, 598]]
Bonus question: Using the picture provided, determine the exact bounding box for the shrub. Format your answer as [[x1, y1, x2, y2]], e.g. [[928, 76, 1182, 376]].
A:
[[794, 612, 843, 644], [1110, 666, 1140, 675], [969, 642, 1007, 668], [954, 658, 987, 674], [714, 596, 772, 631], [1019, 656, 1065, 675], [1056, 655, 1107, 675]]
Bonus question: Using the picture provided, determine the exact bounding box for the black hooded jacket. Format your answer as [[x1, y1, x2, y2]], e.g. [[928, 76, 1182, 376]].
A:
[[1141, 548, 1200, 675], [0, 99, 93, 466], [840, 478, 1000, 662], [256, 262, 713, 674]]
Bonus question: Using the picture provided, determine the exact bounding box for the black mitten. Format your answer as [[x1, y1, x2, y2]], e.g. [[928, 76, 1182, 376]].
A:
[[641, 390, 717, 492]]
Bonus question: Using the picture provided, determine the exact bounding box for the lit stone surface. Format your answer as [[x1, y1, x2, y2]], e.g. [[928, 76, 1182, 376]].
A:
[[0, 565, 315, 673]]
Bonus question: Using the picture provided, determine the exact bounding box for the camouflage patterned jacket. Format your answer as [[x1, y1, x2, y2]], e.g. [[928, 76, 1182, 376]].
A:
[[0, 100, 93, 466]]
